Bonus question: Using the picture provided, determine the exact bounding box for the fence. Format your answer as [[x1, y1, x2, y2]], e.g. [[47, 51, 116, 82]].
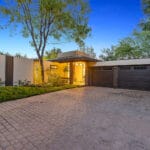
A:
[[0, 55, 6, 86], [0, 54, 33, 86]]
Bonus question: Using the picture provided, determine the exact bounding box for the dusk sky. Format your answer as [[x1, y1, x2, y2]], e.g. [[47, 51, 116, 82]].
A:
[[0, 0, 144, 58]]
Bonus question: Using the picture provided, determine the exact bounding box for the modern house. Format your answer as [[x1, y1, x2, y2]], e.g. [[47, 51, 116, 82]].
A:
[[0, 50, 150, 90], [34, 50, 150, 90]]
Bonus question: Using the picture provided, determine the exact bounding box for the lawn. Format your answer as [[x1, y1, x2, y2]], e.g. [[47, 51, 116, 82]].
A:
[[0, 85, 78, 102]]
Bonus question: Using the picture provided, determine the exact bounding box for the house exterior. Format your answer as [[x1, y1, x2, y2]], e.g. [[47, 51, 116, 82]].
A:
[[34, 50, 150, 90], [1, 51, 150, 90], [34, 51, 98, 85]]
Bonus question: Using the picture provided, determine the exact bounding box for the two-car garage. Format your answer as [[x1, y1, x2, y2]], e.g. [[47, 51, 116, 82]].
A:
[[89, 59, 150, 91]]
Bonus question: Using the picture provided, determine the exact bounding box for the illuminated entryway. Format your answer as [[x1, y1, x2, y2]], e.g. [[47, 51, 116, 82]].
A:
[[49, 50, 99, 85], [73, 62, 86, 85]]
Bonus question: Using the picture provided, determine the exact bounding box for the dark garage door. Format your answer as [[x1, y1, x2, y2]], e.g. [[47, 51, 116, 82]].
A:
[[118, 65, 150, 90], [90, 67, 113, 87]]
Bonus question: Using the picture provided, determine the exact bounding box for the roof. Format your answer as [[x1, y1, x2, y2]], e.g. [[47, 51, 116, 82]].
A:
[[49, 51, 100, 62], [94, 58, 150, 67]]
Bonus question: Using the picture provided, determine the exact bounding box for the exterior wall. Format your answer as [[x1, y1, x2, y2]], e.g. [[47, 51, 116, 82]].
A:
[[86, 62, 97, 85], [0, 55, 6, 85], [34, 60, 89, 86], [34, 60, 50, 84], [13, 57, 33, 85], [33, 60, 70, 84]]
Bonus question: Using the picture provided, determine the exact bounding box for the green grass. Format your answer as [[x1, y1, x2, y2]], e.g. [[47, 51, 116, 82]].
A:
[[0, 85, 78, 103]]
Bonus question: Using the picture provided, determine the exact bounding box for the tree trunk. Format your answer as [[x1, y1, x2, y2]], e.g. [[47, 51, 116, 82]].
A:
[[39, 57, 45, 83]]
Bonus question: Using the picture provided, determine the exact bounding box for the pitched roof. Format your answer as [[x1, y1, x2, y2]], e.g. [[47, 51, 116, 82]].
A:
[[49, 51, 100, 62]]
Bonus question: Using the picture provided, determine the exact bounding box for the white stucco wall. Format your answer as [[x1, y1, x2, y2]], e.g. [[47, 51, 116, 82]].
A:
[[13, 57, 33, 85], [0, 55, 6, 85]]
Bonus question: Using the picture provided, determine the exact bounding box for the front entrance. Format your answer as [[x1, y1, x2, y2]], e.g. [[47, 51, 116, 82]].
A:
[[73, 62, 86, 85]]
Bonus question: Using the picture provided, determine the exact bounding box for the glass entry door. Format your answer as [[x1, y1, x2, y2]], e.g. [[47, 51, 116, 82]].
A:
[[73, 62, 86, 85]]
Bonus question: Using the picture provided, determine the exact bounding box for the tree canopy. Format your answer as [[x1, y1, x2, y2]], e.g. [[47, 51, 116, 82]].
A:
[[100, 0, 150, 61], [0, 0, 91, 82], [99, 46, 116, 61], [44, 48, 62, 60], [80, 46, 96, 58]]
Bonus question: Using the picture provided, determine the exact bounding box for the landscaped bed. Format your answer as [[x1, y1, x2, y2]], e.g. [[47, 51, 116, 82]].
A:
[[0, 85, 78, 102]]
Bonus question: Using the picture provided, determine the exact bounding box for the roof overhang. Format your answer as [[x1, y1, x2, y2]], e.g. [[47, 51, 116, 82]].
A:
[[48, 51, 100, 63], [94, 58, 150, 67], [49, 56, 100, 63]]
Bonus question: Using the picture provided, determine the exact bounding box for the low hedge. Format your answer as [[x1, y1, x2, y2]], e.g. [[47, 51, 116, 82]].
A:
[[0, 85, 78, 102]]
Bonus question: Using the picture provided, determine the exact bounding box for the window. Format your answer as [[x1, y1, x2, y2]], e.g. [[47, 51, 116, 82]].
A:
[[134, 66, 147, 70], [50, 65, 58, 74], [102, 67, 113, 70], [50, 65, 58, 70], [120, 66, 131, 70]]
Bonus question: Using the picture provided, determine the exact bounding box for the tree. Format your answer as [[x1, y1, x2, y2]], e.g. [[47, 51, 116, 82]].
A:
[[99, 0, 150, 61], [15, 53, 27, 58], [0, 0, 91, 82], [115, 37, 142, 59], [44, 48, 62, 59], [99, 38, 143, 61], [99, 46, 117, 61], [80, 46, 96, 58], [143, 0, 150, 16], [0, 51, 4, 55], [132, 0, 150, 57], [133, 30, 150, 57]]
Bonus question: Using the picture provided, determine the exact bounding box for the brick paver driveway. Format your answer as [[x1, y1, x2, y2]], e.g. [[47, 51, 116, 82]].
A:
[[0, 87, 150, 150]]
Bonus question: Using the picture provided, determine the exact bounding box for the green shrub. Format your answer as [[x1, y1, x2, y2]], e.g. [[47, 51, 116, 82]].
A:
[[48, 74, 64, 86], [0, 85, 79, 102]]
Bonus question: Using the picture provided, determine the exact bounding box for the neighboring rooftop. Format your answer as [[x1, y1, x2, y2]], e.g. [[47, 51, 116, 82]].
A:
[[94, 58, 150, 66], [49, 51, 100, 62]]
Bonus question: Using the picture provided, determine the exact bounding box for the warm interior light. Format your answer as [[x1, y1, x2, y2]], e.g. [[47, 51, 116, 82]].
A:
[[73, 62, 86, 85]]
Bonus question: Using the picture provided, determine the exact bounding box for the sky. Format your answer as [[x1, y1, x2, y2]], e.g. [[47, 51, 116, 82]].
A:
[[0, 0, 144, 58]]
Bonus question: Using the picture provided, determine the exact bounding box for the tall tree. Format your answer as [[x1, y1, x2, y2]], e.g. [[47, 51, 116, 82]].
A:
[[44, 48, 62, 59], [0, 0, 91, 82]]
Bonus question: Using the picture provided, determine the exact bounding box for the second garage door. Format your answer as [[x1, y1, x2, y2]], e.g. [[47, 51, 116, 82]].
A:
[[118, 65, 150, 90]]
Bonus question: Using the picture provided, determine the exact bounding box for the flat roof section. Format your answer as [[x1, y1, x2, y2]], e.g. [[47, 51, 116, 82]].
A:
[[94, 58, 150, 66]]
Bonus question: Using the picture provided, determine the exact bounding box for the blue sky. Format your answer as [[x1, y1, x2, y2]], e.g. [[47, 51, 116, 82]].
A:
[[0, 0, 144, 58]]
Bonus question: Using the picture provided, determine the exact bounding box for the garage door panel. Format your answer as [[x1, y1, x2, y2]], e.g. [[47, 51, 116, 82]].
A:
[[119, 67, 150, 90], [118, 82, 150, 90], [91, 69, 113, 87]]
